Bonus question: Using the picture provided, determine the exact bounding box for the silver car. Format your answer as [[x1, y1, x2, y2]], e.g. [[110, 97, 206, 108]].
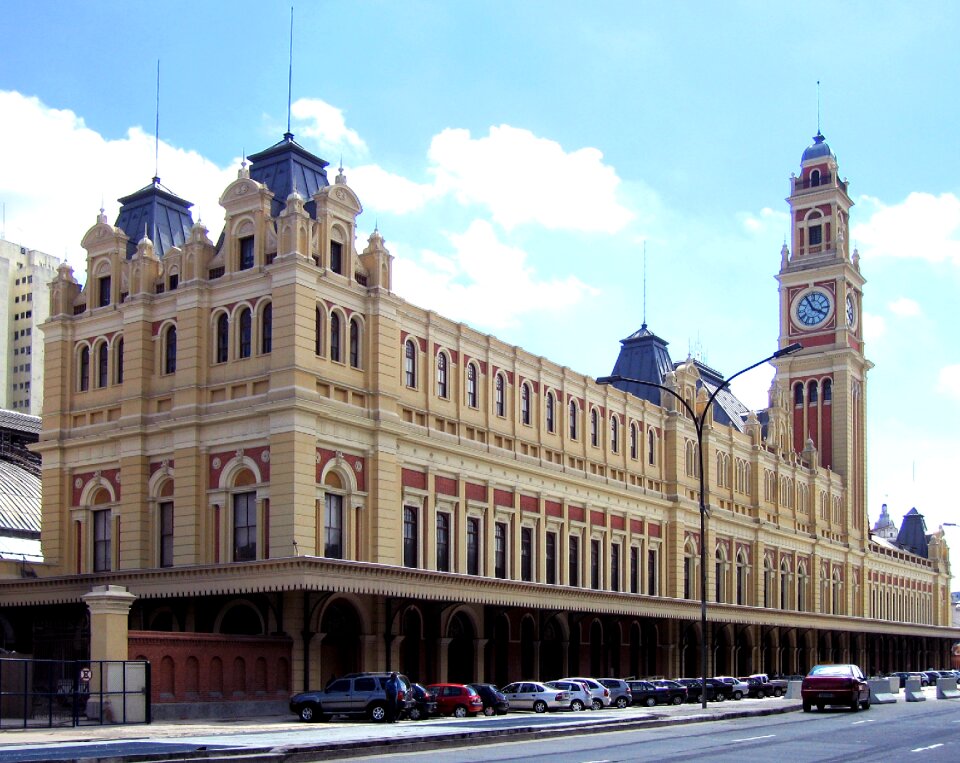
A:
[[560, 676, 612, 709], [545, 680, 591, 711], [501, 681, 572, 713]]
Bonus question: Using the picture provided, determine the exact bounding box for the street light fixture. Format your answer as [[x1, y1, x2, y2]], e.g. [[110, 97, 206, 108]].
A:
[[597, 341, 802, 709]]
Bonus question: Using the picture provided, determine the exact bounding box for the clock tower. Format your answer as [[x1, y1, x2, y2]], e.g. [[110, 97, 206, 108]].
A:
[[774, 132, 872, 533]]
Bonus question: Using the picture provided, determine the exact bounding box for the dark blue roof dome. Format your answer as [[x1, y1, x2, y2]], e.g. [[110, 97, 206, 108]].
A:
[[801, 131, 835, 162]]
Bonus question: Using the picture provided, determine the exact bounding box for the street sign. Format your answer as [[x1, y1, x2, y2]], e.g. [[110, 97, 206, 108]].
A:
[[79, 667, 92, 683]]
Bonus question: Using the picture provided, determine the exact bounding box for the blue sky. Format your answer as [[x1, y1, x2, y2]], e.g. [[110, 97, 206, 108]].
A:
[[2, 1, 958, 574]]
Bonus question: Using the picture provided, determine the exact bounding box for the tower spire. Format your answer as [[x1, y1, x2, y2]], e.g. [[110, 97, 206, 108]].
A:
[[285, 5, 294, 140], [154, 59, 161, 183], [816, 79, 821, 135], [642, 240, 648, 329]]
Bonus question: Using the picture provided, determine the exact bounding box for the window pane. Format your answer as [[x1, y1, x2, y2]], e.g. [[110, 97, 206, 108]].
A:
[[467, 518, 479, 575], [325, 494, 343, 559], [546, 532, 556, 584], [233, 492, 256, 561], [495, 522, 507, 579], [436, 513, 450, 572], [403, 506, 418, 568], [93, 509, 111, 572], [160, 501, 174, 568]]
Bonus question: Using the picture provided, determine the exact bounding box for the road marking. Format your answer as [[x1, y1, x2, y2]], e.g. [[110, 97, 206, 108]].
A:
[[851, 719, 875, 725], [731, 734, 775, 742], [911, 744, 944, 752]]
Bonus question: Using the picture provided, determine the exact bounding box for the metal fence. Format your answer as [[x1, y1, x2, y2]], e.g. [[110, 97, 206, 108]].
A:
[[0, 657, 151, 728]]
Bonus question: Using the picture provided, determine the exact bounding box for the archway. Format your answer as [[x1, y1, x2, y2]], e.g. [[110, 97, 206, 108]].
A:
[[320, 599, 361, 683], [713, 624, 731, 675], [492, 613, 510, 687], [520, 616, 535, 679], [448, 612, 475, 684], [607, 621, 621, 677], [540, 616, 564, 679], [589, 620, 603, 676]]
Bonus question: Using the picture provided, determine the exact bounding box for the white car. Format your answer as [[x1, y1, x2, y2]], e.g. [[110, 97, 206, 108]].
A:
[[714, 675, 749, 700], [545, 680, 591, 711], [500, 681, 572, 713], [559, 677, 612, 709]]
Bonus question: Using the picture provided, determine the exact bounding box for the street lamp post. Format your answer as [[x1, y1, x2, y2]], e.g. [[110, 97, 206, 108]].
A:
[[597, 342, 801, 709]]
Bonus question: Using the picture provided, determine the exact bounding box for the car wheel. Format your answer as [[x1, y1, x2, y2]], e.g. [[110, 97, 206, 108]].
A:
[[592, 699, 603, 710], [616, 696, 629, 709], [407, 706, 421, 721], [570, 699, 585, 711], [671, 695, 683, 706], [802, 701, 811, 712], [298, 703, 319, 722], [816, 703, 824, 712], [483, 706, 495, 716], [773, 687, 784, 697], [644, 696, 656, 707], [732, 691, 743, 700], [861, 697, 871, 710], [533, 700, 547, 713], [453, 705, 468, 718], [849, 695, 859, 713], [369, 703, 387, 722]]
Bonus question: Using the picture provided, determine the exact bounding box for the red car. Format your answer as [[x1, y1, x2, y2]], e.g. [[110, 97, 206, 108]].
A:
[[801, 664, 871, 712], [427, 683, 485, 717]]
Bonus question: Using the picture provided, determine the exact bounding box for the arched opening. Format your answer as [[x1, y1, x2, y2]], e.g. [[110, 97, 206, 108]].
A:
[[520, 617, 535, 679], [540, 616, 564, 679], [320, 600, 362, 682], [590, 620, 603, 676], [447, 612, 476, 684], [218, 602, 263, 635], [493, 614, 510, 687]]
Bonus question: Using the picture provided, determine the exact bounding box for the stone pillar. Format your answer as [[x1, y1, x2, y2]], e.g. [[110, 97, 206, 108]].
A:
[[82, 585, 139, 723], [83, 585, 136, 661]]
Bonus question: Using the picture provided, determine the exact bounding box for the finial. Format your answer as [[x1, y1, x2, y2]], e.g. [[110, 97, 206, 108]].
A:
[[286, 5, 294, 137], [642, 240, 647, 329], [816, 79, 821, 135]]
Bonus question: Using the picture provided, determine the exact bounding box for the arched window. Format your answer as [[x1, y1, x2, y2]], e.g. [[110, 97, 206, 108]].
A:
[[349, 318, 360, 368], [736, 552, 748, 605], [610, 415, 619, 453], [495, 374, 505, 417], [823, 378, 832, 402], [780, 560, 790, 610], [520, 383, 530, 425], [238, 308, 252, 358], [79, 346, 90, 391], [647, 428, 656, 465], [466, 363, 477, 407], [807, 380, 818, 404], [546, 392, 555, 433], [164, 326, 177, 374], [630, 422, 638, 459], [314, 307, 323, 356], [715, 547, 726, 603], [404, 340, 417, 388], [794, 382, 804, 405], [261, 303, 272, 354], [330, 312, 341, 362], [569, 400, 578, 439], [810, 169, 821, 187], [437, 353, 448, 398], [97, 342, 109, 388], [590, 408, 599, 446], [115, 338, 124, 385], [216, 313, 229, 363]]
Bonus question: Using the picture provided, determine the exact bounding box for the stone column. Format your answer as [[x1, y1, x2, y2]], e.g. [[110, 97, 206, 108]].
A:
[[82, 585, 138, 722], [83, 585, 136, 662]]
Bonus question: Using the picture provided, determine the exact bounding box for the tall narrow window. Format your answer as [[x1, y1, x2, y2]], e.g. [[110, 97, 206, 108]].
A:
[[521, 527, 533, 581], [546, 392, 555, 433], [611, 543, 621, 593], [590, 539, 601, 590], [97, 343, 108, 388], [546, 532, 557, 584], [239, 308, 252, 358], [591, 409, 599, 447], [808, 380, 818, 403], [330, 241, 343, 274], [315, 307, 323, 355], [808, 224, 822, 246], [495, 374, 505, 416], [610, 416, 619, 453], [98, 275, 111, 307], [324, 493, 343, 559], [436, 513, 450, 572], [330, 313, 341, 362], [159, 501, 174, 568], [437, 353, 448, 398], [349, 318, 360, 368], [466, 364, 477, 407], [568, 535, 579, 587], [239, 236, 255, 270], [115, 338, 124, 384], [495, 522, 507, 579], [233, 492, 256, 561], [715, 550, 724, 603], [405, 340, 417, 388], [403, 506, 418, 568], [261, 303, 273, 354], [93, 509, 111, 572], [569, 400, 578, 439], [164, 327, 177, 374], [630, 423, 638, 459], [467, 517, 480, 575], [520, 384, 530, 425], [630, 546, 639, 593], [823, 379, 832, 402], [216, 313, 229, 363], [79, 346, 90, 391], [647, 429, 655, 465], [736, 557, 746, 605], [647, 549, 658, 596]]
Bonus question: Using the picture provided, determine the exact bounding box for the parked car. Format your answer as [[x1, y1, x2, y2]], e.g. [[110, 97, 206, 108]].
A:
[[801, 664, 870, 712], [468, 683, 510, 716], [560, 677, 612, 709], [597, 678, 633, 708], [744, 673, 788, 697], [501, 681, 572, 713], [650, 679, 688, 705], [674, 678, 718, 703], [406, 683, 438, 720], [626, 679, 674, 707], [545, 680, 591, 711], [705, 678, 733, 701], [923, 670, 942, 685], [889, 671, 928, 689], [290, 672, 414, 722], [427, 683, 485, 717], [714, 675, 748, 700]]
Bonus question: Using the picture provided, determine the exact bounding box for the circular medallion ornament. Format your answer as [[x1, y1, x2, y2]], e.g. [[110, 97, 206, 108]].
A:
[[212, 457, 222, 470], [795, 289, 831, 327], [261, 451, 270, 463], [354, 460, 363, 472], [74, 478, 83, 489]]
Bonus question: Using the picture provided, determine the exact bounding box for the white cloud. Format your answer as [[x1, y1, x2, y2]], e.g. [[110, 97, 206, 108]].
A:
[[742, 207, 789, 235], [427, 125, 634, 233], [350, 164, 438, 215], [852, 192, 960, 263], [937, 364, 960, 399], [729, 364, 775, 411], [0, 90, 234, 281], [393, 219, 599, 330], [888, 296, 921, 317], [291, 97, 367, 157], [863, 312, 886, 342]]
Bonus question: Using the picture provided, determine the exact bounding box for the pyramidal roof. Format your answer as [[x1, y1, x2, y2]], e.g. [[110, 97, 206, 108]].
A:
[[607, 324, 674, 406], [115, 177, 194, 259], [895, 507, 929, 558], [247, 132, 330, 218]]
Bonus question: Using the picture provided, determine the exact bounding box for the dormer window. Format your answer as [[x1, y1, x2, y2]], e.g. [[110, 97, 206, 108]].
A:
[[239, 236, 255, 270], [98, 275, 111, 307], [810, 169, 821, 187], [330, 241, 343, 274]]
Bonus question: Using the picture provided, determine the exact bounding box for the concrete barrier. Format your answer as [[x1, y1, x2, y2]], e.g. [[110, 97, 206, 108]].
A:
[[785, 680, 802, 699], [904, 677, 925, 702], [936, 677, 960, 699], [868, 678, 897, 704]]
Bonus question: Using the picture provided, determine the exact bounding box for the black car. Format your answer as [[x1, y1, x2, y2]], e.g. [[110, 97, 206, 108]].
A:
[[650, 679, 688, 705], [674, 678, 718, 703], [468, 683, 510, 715], [626, 679, 685, 707], [406, 683, 438, 720], [705, 678, 733, 701]]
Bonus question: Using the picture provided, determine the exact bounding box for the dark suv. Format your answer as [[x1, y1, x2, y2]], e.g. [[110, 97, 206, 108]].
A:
[[290, 672, 414, 722]]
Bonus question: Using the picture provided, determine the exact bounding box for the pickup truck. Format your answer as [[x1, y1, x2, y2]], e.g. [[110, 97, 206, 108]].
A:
[[743, 673, 788, 698]]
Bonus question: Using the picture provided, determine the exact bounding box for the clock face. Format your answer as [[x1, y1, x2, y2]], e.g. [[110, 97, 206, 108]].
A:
[[796, 290, 831, 327], [846, 294, 856, 327]]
